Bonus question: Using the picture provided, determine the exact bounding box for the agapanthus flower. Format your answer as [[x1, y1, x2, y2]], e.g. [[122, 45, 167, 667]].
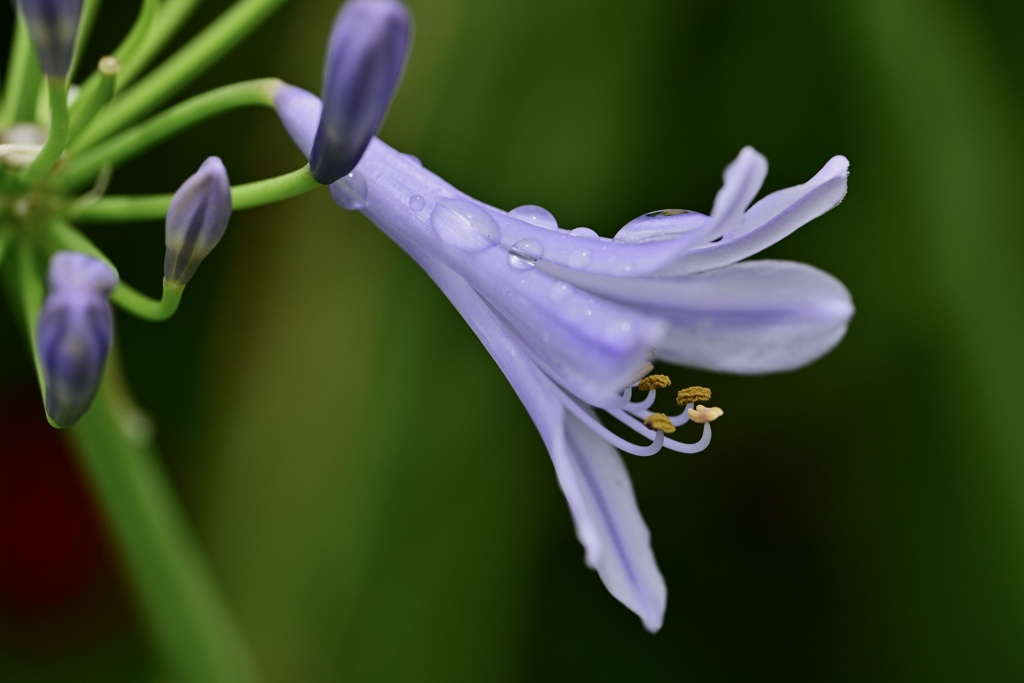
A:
[[276, 80, 853, 630], [37, 251, 118, 428]]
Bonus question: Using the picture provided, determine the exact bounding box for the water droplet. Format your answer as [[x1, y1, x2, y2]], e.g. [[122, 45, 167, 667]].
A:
[[330, 172, 368, 210], [568, 247, 592, 269], [430, 200, 501, 251], [568, 227, 599, 239], [508, 238, 544, 269], [403, 153, 422, 166], [509, 205, 558, 230], [408, 194, 425, 212], [615, 208, 707, 243]]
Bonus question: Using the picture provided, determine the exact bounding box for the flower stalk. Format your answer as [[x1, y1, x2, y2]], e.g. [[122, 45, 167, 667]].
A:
[[71, 378, 261, 683], [72, 0, 289, 151]]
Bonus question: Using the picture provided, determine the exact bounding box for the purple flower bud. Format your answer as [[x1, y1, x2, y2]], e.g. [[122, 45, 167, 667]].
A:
[[164, 157, 232, 288], [309, 0, 411, 184], [38, 252, 117, 428], [17, 0, 83, 77]]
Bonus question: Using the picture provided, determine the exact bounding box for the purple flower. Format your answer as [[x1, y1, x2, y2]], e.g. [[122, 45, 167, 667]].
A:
[[38, 251, 118, 428], [16, 0, 83, 76], [277, 85, 853, 631], [308, 0, 411, 184], [164, 157, 232, 288]]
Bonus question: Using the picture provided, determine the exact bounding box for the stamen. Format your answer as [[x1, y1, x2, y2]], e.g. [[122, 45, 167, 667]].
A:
[[552, 384, 665, 456], [642, 413, 676, 434], [660, 422, 713, 453], [627, 390, 657, 412], [625, 361, 655, 387], [676, 386, 711, 406], [637, 374, 671, 391], [687, 405, 723, 423]]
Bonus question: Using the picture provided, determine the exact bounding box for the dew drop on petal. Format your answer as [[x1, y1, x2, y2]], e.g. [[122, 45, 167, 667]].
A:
[[568, 227, 599, 239], [331, 172, 369, 210], [508, 238, 544, 269], [430, 199, 501, 251], [615, 208, 707, 243], [509, 205, 558, 230], [408, 194, 425, 212]]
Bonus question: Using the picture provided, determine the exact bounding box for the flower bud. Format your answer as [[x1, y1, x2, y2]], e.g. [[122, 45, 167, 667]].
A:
[[309, 0, 411, 184], [17, 0, 83, 77], [163, 157, 232, 288], [38, 252, 117, 428]]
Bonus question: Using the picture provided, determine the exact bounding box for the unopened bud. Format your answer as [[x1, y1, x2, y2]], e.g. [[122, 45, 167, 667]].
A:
[[163, 157, 231, 288], [17, 0, 83, 77], [38, 252, 117, 427], [310, 0, 411, 184]]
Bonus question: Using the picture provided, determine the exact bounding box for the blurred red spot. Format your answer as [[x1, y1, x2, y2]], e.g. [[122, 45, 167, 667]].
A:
[[0, 402, 106, 614]]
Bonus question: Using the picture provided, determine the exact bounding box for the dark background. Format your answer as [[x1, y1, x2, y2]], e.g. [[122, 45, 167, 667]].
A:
[[2, 0, 1024, 680]]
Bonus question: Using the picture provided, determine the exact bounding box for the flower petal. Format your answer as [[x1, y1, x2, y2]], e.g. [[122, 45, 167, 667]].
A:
[[560, 411, 667, 632], [695, 145, 769, 244], [664, 155, 849, 275], [336, 144, 668, 403], [537, 259, 854, 374], [408, 251, 666, 632]]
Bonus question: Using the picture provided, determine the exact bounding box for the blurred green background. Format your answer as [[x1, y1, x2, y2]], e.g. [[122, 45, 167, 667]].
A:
[[3, 0, 1024, 680]]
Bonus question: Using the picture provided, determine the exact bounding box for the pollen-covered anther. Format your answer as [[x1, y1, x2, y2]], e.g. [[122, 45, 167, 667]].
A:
[[637, 374, 671, 391], [643, 413, 676, 434], [676, 386, 711, 406], [687, 405, 723, 424]]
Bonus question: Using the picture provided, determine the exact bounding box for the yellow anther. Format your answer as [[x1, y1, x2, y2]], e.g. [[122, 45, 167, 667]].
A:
[[637, 374, 671, 391], [643, 413, 676, 434], [676, 386, 711, 406], [687, 405, 723, 424]]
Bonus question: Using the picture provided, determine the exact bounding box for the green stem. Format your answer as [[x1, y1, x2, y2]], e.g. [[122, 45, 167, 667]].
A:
[[44, 219, 182, 321], [0, 228, 14, 269], [69, 0, 159, 139], [58, 79, 281, 192], [72, 165, 321, 222], [12, 239, 48, 414], [68, 0, 105, 83], [1, 14, 42, 126], [18, 78, 70, 187], [121, 0, 203, 87], [43, 218, 122, 291], [111, 281, 183, 321], [73, 0, 289, 151], [69, 66, 119, 143], [70, 380, 261, 683]]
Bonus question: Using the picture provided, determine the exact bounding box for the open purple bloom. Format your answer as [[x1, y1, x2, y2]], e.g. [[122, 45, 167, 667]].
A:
[[38, 251, 117, 428], [16, 0, 83, 77], [276, 84, 852, 630], [309, 0, 411, 184]]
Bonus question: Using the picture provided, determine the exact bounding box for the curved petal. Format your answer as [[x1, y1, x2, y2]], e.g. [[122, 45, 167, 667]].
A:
[[537, 259, 854, 374], [694, 145, 769, 244], [408, 247, 667, 632], [561, 411, 667, 632], [664, 155, 850, 275]]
